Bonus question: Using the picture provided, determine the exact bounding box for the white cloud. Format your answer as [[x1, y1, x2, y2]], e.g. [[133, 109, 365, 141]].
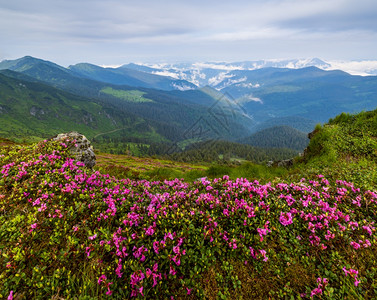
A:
[[192, 63, 244, 71], [0, 0, 376, 65], [152, 71, 180, 79], [238, 83, 261, 88], [325, 60, 377, 76], [244, 95, 263, 104], [100, 64, 122, 68]]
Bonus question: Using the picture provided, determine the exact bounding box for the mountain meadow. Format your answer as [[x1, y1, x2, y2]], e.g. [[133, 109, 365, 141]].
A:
[[1, 56, 377, 299], [1, 104, 377, 299]]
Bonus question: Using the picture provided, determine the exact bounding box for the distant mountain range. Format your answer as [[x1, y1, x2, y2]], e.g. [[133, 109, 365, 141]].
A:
[[1, 55, 377, 154], [123, 58, 327, 87], [0, 56, 197, 91], [123, 58, 377, 125], [123, 58, 377, 88]]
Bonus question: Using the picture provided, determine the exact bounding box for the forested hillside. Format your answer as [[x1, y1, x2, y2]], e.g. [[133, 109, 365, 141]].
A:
[[240, 125, 309, 151], [162, 140, 298, 163]]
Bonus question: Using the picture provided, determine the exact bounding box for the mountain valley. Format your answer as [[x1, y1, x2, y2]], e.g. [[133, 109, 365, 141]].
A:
[[1, 56, 377, 162]]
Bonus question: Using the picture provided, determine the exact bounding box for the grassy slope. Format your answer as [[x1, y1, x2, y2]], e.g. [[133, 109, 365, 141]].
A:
[[291, 109, 377, 190], [0, 72, 174, 144], [1, 108, 377, 299], [100, 88, 154, 103], [95, 152, 208, 181]]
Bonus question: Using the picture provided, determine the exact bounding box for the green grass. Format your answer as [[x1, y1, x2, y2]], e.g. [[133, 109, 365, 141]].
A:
[[95, 151, 207, 181], [100, 87, 154, 103]]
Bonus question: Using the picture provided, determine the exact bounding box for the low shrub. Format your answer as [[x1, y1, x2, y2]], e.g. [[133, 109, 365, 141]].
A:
[[1, 138, 377, 298]]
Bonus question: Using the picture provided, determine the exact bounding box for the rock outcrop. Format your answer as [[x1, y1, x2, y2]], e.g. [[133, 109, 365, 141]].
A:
[[277, 158, 294, 167], [267, 158, 294, 168], [302, 128, 320, 158], [307, 128, 319, 140], [52, 132, 96, 168]]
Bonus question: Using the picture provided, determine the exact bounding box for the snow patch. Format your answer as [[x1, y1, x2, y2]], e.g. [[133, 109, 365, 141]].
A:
[[171, 83, 195, 91], [237, 82, 261, 88], [208, 72, 234, 86]]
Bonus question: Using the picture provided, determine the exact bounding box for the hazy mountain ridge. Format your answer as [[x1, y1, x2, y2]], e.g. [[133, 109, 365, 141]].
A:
[[69, 62, 197, 91], [0, 56, 197, 92], [125, 58, 377, 88]]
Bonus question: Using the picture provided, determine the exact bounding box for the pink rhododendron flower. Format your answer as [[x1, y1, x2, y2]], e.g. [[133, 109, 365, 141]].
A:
[[89, 234, 97, 240], [259, 249, 268, 262], [98, 275, 107, 284], [350, 241, 361, 250], [362, 239, 371, 248], [7, 291, 13, 300], [170, 265, 176, 275], [279, 212, 293, 226], [343, 267, 360, 286]]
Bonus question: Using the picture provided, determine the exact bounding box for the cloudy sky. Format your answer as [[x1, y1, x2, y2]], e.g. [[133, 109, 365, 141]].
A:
[[1, 0, 377, 66]]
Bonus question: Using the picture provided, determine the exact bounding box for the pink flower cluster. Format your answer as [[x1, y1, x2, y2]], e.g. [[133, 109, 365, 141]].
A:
[[2, 139, 377, 298], [343, 267, 361, 286], [310, 277, 328, 297]]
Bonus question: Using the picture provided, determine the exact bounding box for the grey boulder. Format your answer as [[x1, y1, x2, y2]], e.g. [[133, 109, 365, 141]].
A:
[[52, 132, 96, 168]]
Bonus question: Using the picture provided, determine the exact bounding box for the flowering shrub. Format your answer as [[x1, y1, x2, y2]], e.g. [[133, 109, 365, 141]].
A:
[[1, 139, 377, 298]]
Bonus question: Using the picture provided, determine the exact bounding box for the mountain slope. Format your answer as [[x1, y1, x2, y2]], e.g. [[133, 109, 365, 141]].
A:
[[0, 71, 225, 145], [224, 67, 377, 128], [0, 57, 253, 142], [303, 110, 377, 163], [125, 61, 377, 130], [252, 116, 317, 133], [69, 63, 197, 91], [0, 56, 67, 74], [0, 56, 197, 92], [2, 107, 377, 299], [0, 69, 252, 145], [0, 56, 110, 100], [293, 108, 377, 190], [239, 125, 309, 151], [0, 72, 169, 142]]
